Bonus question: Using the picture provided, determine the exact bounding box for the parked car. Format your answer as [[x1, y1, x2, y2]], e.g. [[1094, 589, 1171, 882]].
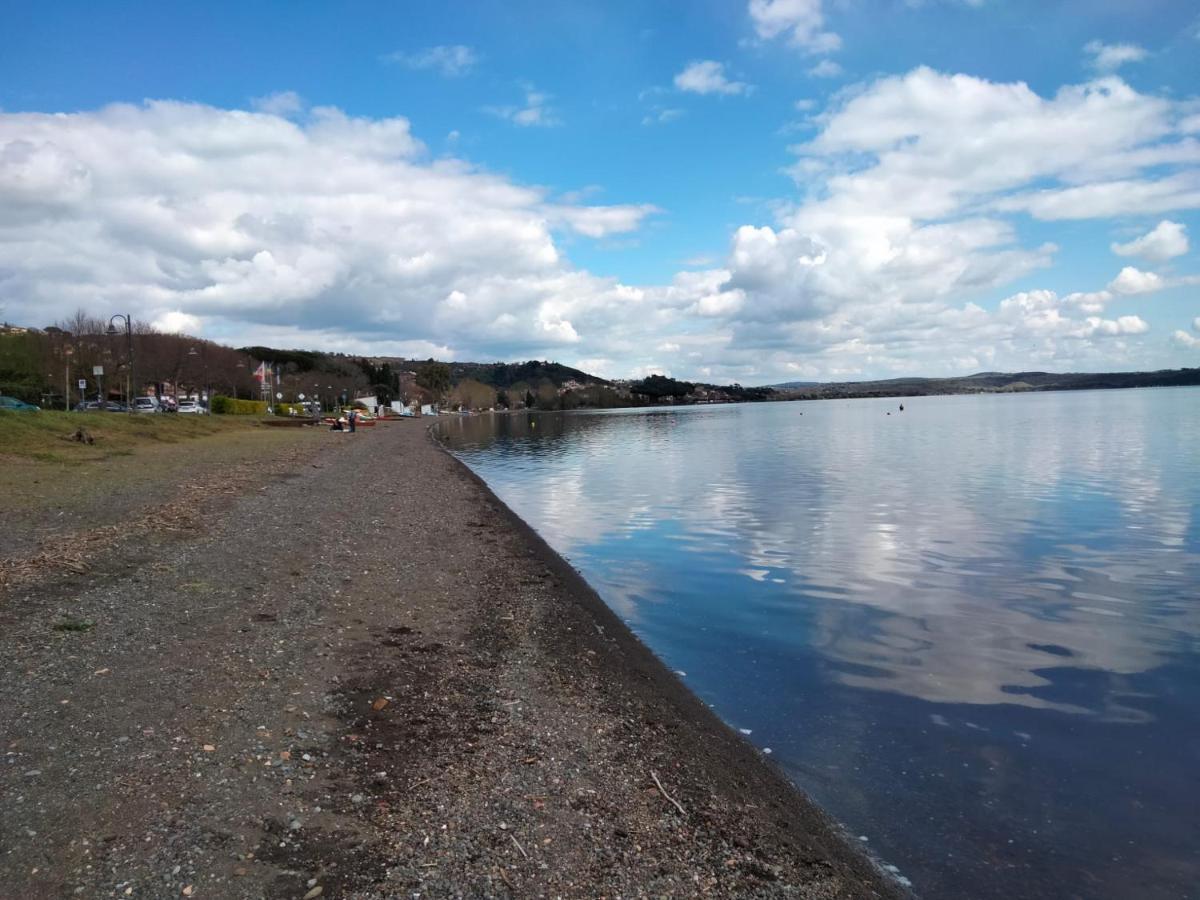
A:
[[0, 395, 40, 411], [105, 401, 129, 412], [176, 399, 206, 414], [132, 396, 161, 413], [74, 400, 103, 411]]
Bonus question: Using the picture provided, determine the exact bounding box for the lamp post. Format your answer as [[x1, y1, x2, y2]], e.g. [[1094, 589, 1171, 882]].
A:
[[188, 346, 210, 412], [106, 314, 134, 413], [63, 345, 73, 411]]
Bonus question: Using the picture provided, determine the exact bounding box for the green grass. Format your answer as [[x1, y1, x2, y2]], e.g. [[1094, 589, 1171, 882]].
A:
[[0, 410, 266, 464], [52, 617, 94, 633]]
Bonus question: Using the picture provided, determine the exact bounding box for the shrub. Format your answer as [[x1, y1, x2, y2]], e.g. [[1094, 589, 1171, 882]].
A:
[[210, 395, 268, 415]]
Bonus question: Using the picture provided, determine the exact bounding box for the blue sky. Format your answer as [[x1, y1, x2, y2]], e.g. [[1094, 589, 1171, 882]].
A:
[[1, 0, 1198, 382]]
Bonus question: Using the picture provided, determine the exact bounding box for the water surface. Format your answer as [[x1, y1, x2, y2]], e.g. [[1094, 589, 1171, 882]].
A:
[[439, 389, 1200, 899]]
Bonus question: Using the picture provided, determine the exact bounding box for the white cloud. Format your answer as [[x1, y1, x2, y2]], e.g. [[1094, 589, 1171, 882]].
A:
[[0, 100, 662, 364], [808, 59, 843, 78], [384, 45, 479, 77], [547, 204, 659, 238], [1173, 330, 1199, 348], [642, 107, 684, 126], [484, 87, 560, 126], [152, 310, 202, 333], [748, 0, 841, 53], [250, 91, 304, 117], [1004, 173, 1200, 221], [1111, 220, 1189, 262], [674, 61, 751, 96], [1108, 266, 1164, 295], [0, 74, 1193, 386], [1084, 40, 1148, 72], [1195, 317, 1200, 332], [686, 66, 1200, 379]]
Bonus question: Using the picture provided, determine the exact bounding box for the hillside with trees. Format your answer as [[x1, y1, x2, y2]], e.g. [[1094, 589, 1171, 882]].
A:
[[772, 368, 1200, 399], [6, 312, 1194, 412]]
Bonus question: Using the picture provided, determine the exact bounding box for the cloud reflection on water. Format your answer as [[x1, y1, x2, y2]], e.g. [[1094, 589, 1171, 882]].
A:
[[442, 390, 1200, 719]]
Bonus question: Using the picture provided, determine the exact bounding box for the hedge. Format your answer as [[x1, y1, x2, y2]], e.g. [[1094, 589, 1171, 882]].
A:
[[210, 395, 268, 415]]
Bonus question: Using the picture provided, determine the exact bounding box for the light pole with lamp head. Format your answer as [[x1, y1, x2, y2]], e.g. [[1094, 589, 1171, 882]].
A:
[[106, 314, 134, 413], [188, 346, 210, 412], [63, 344, 73, 410]]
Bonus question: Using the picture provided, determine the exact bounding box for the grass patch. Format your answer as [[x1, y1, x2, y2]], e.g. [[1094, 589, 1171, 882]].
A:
[[52, 617, 94, 633], [0, 410, 268, 465]]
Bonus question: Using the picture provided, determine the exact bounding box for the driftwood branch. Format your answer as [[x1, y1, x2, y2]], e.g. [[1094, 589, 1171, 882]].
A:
[[510, 833, 529, 859], [650, 770, 687, 816]]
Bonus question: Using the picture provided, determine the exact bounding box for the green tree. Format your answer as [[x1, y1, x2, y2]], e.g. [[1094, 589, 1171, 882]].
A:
[[416, 360, 451, 400]]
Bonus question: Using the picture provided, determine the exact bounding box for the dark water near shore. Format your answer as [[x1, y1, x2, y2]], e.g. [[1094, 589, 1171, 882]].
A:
[[439, 389, 1200, 900]]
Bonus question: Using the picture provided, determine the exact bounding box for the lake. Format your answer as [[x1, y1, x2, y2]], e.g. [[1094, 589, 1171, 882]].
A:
[[438, 388, 1200, 899]]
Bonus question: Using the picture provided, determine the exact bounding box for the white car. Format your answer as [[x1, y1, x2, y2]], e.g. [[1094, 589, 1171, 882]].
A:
[[176, 399, 206, 414], [132, 396, 161, 413]]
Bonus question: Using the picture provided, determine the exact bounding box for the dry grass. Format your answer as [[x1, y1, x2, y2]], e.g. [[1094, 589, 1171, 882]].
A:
[[0, 424, 325, 594], [0, 409, 263, 465]]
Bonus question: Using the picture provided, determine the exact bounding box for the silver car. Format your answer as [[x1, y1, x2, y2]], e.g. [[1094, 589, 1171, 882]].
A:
[[132, 397, 160, 413], [176, 399, 206, 414]]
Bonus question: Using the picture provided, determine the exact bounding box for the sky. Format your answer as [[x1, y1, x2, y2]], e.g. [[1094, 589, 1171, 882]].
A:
[[1, 0, 1198, 384]]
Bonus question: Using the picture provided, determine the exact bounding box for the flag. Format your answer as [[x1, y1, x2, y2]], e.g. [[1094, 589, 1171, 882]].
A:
[[253, 361, 268, 383]]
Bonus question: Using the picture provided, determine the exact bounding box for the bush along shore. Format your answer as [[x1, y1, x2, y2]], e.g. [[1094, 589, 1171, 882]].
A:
[[0, 418, 903, 898]]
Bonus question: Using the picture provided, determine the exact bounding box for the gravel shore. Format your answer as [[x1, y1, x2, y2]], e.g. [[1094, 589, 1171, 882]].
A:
[[0, 419, 903, 899]]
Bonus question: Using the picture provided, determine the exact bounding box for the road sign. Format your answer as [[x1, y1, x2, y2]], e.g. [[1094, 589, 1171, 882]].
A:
[[276, 392, 283, 400], [93, 366, 104, 376], [298, 393, 306, 400], [77, 379, 87, 390]]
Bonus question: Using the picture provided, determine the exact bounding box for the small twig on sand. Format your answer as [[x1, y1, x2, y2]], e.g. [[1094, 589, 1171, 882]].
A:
[[409, 769, 449, 791], [497, 867, 515, 890], [510, 833, 529, 860], [650, 770, 687, 816]]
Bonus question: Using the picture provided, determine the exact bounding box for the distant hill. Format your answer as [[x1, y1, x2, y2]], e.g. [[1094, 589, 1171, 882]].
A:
[[447, 359, 609, 390], [770, 368, 1200, 399]]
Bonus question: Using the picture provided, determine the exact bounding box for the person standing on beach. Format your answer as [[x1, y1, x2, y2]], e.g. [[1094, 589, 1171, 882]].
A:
[[348, 409, 357, 433]]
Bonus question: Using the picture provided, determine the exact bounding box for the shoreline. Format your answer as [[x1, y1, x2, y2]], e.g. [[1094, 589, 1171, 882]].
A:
[[428, 419, 904, 896], [0, 418, 902, 897]]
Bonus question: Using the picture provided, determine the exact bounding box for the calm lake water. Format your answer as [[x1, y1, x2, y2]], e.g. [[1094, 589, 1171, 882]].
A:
[[439, 389, 1200, 900]]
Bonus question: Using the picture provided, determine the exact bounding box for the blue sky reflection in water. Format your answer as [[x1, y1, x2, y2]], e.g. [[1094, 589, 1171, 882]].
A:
[[440, 389, 1200, 900]]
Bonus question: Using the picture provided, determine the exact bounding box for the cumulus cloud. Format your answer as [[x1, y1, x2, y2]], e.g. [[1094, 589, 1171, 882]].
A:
[[674, 61, 751, 96], [1173, 330, 1199, 348], [1084, 40, 1148, 72], [1111, 220, 1189, 262], [1108, 266, 1164, 295], [152, 310, 203, 333], [1, 70, 1194, 386], [383, 45, 479, 77], [0, 100, 660, 363], [748, 0, 841, 54], [693, 66, 1200, 378]]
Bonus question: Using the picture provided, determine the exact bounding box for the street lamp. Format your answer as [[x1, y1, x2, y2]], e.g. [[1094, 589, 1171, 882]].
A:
[[188, 346, 210, 412], [106, 314, 134, 412], [63, 345, 73, 411]]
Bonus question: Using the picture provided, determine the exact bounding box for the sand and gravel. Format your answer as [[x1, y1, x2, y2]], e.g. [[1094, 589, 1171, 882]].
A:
[[0, 417, 903, 898]]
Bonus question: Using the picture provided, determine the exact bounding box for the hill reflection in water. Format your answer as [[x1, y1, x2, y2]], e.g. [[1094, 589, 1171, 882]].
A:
[[440, 389, 1200, 900]]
